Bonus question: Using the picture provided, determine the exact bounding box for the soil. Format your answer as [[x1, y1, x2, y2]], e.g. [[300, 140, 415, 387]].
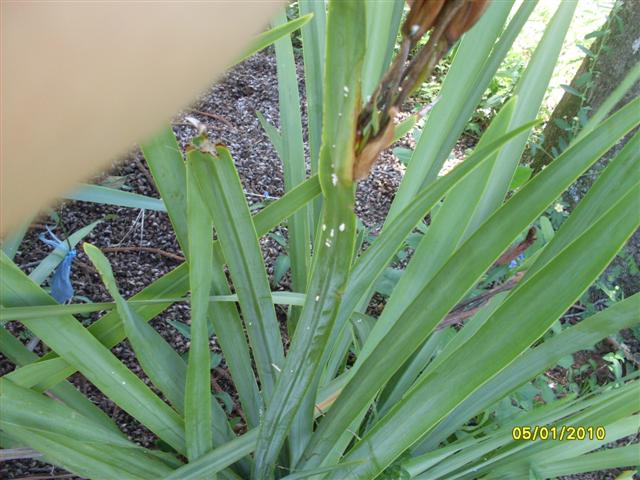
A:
[[1, 50, 637, 480]]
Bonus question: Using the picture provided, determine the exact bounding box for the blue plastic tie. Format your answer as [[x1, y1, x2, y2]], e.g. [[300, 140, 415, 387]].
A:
[[39, 226, 76, 303]]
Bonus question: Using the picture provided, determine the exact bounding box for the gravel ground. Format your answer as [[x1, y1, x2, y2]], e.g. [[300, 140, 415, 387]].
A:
[[1, 50, 636, 480]]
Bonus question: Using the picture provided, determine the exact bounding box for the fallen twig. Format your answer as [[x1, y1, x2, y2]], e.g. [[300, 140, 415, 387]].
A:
[[437, 271, 525, 330], [101, 246, 185, 262], [187, 109, 236, 130], [133, 156, 157, 191]]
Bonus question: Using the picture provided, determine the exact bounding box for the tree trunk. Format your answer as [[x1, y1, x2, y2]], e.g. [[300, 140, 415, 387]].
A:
[[529, 0, 640, 173]]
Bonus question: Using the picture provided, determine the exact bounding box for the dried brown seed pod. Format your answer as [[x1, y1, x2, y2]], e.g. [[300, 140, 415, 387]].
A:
[[403, 0, 447, 40], [353, 108, 398, 180], [445, 0, 489, 43]]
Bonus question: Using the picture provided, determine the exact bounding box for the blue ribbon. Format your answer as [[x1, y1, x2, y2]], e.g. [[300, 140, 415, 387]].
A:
[[509, 253, 526, 270], [39, 226, 76, 304]]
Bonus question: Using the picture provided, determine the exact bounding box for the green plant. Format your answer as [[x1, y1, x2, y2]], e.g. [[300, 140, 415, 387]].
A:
[[2, 1, 639, 479]]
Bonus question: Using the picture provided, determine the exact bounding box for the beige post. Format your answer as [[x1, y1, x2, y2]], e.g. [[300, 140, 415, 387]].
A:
[[1, 1, 283, 234]]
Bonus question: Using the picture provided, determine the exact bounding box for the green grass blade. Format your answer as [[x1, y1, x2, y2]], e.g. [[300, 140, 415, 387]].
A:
[[165, 430, 258, 480], [190, 146, 285, 399], [460, 385, 640, 480], [64, 184, 166, 212], [0, 378, 138, 449], [576, 61, 640, 142], [83, 244, 187, 411], [29, 220, 100, 285], [533, 445, 639, 479], [0, 292, 306, 322], [0, 251, 186, 454], [361, 0, 403, 100], [253, 1, 365, 476], [299, 0, 326, 183], [387, 0, 523, 221], [332, 182, 639, 478], [1, 216, 33, 260], [257, 111, 283, 158], [0, 425, 172, 480], [0, 328, 120, 434], [273, 6, 317, 462], [273, 8, 311, 334], [466, 0, 577, 233], [409, 381, 639, 478], [3, 176, 320, 395], [84, 243, 240, 457], [163, 372, 350, 480], [141, 127, 189, 252], [372, 99, 517, 365], [368, 100, 517, 406], [302, 97, 640, 469], [184, 158, 214, 460], [380, 293, 508, 416], [238, 14, 313, 64], [208, 245, 265, 432]]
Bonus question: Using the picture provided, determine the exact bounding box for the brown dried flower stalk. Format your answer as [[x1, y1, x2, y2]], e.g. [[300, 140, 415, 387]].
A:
[[353, 0, 489, 180]]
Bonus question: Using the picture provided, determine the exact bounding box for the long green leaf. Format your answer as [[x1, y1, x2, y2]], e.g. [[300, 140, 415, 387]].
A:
[[273, 8, 311, 337], [184, 157, 214, 460], [370, 100, 517, 380], [320, 120, 540, 386], [83, 244, 186, 412], [1, 425, 172, 480], [84, 243, 242, 467], [361, 0, 404, 100], [299, 0, 326, 226], [163, 371, 350, 480], [238, 14, 313, 64], [0, 291, 306, 321], [456, 384, 640, 479], [190, 146, 285, 399], [466, 0, 577, 233], [141, 127, 189, 252], [0, 379, 139, 449], [532, 445, 639, 479], [253, 1, 365, 477], [0, 327, 119, 434], [64, 184, 166, 211], [409, 379, 640, 479], [165, 430, 258, 480]]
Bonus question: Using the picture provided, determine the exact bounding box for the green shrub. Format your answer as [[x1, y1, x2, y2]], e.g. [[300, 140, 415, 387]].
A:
[[1, 1, 639, 479]]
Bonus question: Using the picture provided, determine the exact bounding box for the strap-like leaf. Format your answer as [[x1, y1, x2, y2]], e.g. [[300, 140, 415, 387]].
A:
[[190, 146, 285, 399], [184, 157, 214, 459]]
